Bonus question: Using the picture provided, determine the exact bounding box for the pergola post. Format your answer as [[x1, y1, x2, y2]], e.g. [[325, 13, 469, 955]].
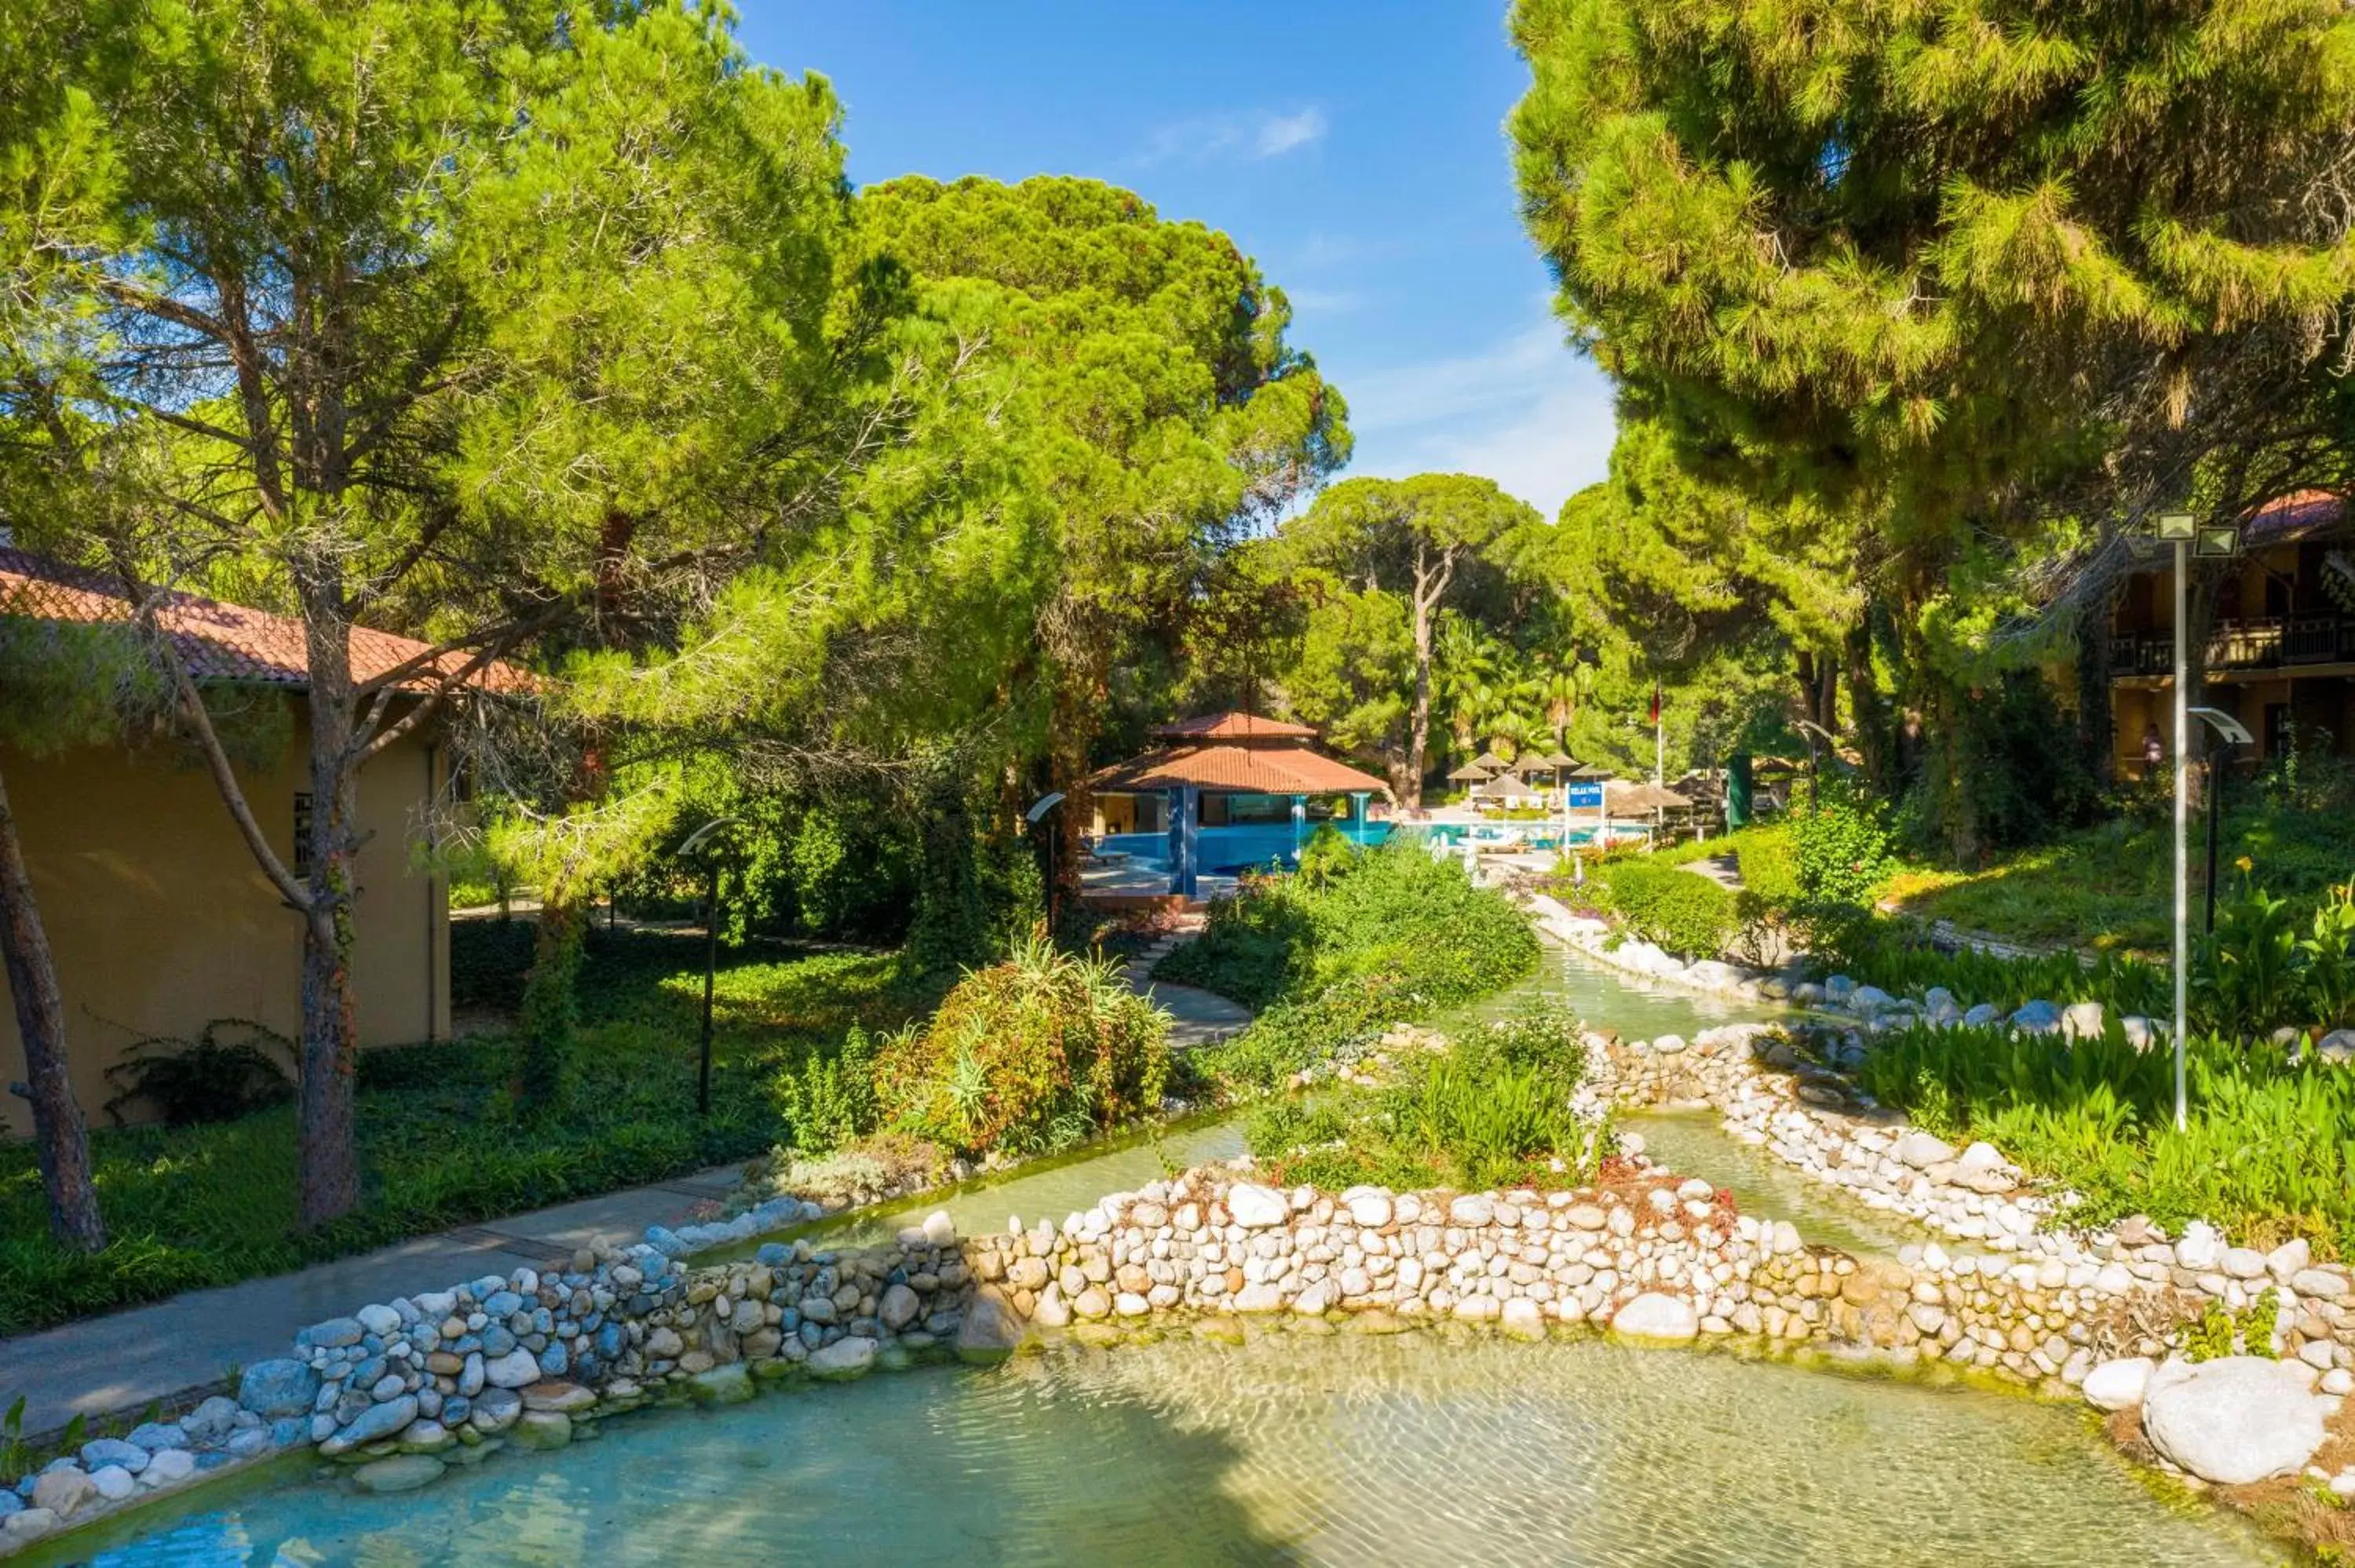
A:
[[1169, 783, 1199, 899], [1291, 793, 1306, 860]]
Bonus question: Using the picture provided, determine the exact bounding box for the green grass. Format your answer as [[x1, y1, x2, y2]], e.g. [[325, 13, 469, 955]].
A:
[[1886, 806, 2355, 954], [0, 927, 922, 1336]]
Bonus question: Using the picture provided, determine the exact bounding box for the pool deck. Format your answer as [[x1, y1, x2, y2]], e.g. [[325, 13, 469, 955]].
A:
[[0, 1165, 747, 1438]]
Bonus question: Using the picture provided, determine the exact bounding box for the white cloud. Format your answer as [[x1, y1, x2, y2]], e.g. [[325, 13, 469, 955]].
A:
[[1254, 108, 1327, 158], [1337, 312, 1619, 516], [1141, 107, 1327, 166]]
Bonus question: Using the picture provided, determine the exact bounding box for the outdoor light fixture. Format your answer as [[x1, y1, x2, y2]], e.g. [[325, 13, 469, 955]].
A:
[[681, 815, 738, 1118], [2156, 510, 2197, 541], [2196, 526, 2240, 560]]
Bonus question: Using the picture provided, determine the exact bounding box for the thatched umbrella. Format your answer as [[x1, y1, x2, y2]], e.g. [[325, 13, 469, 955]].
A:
[[1467, 749, 1510, 774], [1484, 772, 1546, 804], [1446, 760, 1495, 783], [1605, 780, 1692, 815]]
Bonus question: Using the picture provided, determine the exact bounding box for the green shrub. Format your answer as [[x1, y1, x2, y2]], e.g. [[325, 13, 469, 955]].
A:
[[1159, 841, 1536, 1011], [1178, 844, 1541, 1093], [1590, 858, 1736, 957], [1733, 824, 1801, 906], [876, 935, 1169, 1158], [1791, 782, 1896, 907], [768, 1025, 881, 1155]]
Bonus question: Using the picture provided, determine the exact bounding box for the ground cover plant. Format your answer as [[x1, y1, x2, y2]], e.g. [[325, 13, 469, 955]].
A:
[[1168, 841, 1542, 1092], [0, 926, 921, 1336], [1852, 1020, 2355, 1256], [1244, 1000, 1596, 1191]]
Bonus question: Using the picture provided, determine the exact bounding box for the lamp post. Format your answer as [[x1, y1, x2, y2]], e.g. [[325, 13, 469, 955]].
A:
[[2155, 513, 2244, 1132], [1025, 792, 1065, 931], [679, 815, 737, 1118], [2189, 706, 2253, 933], [2156, 511, 2196, 1132]]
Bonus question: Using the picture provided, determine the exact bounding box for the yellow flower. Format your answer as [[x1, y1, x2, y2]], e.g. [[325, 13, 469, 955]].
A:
[[2234, 855, 2254, 874]]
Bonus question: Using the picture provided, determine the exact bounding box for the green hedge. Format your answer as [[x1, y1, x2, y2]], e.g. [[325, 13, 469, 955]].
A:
[[1590, 858, 1737, 959]]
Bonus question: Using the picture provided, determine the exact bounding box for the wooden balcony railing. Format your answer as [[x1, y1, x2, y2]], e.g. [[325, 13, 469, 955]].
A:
[[2110, 615, 2355, 676]]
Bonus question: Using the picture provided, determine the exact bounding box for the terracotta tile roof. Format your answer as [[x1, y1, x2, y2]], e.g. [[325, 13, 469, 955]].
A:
[[1147, 711, 1318, 741], [1091, 740, 1389, 796], [0, 546, 531, 694], [2244, 489, 2348, 548]]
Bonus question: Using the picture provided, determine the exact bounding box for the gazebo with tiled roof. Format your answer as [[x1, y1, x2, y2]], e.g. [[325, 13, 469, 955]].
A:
[[1087, 711, 1392, 897]]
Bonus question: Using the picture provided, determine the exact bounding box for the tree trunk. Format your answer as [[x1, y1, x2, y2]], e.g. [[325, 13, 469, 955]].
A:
[[0, 758, 108, 1252], [2076, 589, 2116, 785], [294, 567, 364, 1231]]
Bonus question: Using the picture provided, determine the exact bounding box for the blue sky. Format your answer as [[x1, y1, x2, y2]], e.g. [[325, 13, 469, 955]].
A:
[[736, 1, 1618, 517]]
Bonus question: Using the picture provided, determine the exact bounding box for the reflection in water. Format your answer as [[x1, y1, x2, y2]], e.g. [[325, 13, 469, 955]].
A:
[[44, 1333, 2278, 1566]]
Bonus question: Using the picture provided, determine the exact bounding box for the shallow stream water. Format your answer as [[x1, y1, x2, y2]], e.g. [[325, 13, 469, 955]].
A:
[[31, 1332, 2280, 1566], [24, 946, 2287, 1566]]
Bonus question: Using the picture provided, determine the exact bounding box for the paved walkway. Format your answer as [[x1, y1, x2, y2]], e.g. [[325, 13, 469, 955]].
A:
[[1115, 924, 1253, 1048], [0, 1165, 744, 1437]]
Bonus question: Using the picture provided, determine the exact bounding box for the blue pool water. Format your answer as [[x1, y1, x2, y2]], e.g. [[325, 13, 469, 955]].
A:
[[1094, 821, 1395, 876]]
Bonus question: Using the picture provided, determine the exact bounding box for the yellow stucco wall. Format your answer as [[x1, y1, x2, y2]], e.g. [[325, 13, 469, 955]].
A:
[[0, 696, 448, 1127]]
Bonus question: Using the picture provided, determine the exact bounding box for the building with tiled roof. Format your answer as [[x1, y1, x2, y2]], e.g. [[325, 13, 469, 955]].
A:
[[1, 548, 497, 1121], [0, 546, 529, 693], [1086, 712, 1392, 898]]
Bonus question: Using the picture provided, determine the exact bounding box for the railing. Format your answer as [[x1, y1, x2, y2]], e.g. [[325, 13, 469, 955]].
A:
[[2112, 615, 2355, 676]]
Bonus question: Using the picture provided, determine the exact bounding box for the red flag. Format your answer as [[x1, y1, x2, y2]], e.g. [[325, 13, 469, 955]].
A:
[[1648, 681, 1661, 724]]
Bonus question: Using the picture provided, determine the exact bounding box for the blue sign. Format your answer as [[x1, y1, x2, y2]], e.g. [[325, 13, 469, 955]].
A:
[[1565, 782, 1605, 808]]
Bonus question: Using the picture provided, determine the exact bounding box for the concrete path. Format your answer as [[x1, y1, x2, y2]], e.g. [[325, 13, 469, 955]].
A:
[[0, 1165, 744, 1437], [1115, 923, 1253, 1048]]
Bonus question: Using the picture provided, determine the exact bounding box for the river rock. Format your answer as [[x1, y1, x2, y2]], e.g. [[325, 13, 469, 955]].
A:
[[878, 1282, 921, 1331], [1962, 1003, 2003, 1028], [482, 1348, 543, 1389], [141, 1449, 196, 1486], [322, 1395, 418, 1456], [509, 1412, 572, 1450], [236, 1358, 322, 1419], [1608, 1293, 1698, 1346], [2317, 1029, 2355, 1063], [2121, 1015, 2160, 1051], [2142, 1357, 2328, 1485], [352, 1454, 445, 1495], [30, 1468, 94, 1520], [1342, 1189, 1392, 1227], [469, 1387, 522, 1435], [2082, 1357, 2154, 1412], [1225, 1183, 1288, 1228], [1894, 1131, 1957, 1169], [2010, 1000, 2061, 1034], [957, 1287, 1024, 1364], [809, 1336, 878, 1381], [2060, 1001, 2105, 1042], [89, 1465, 136, 1502], [688, 1364, 756, 1404], [80, 1439, 148, 1476], [2176, 1220, 2224, 1272]]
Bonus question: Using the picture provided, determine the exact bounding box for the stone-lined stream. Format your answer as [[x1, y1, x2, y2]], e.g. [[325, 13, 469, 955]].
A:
[[17, 947, 2287, 1566]]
